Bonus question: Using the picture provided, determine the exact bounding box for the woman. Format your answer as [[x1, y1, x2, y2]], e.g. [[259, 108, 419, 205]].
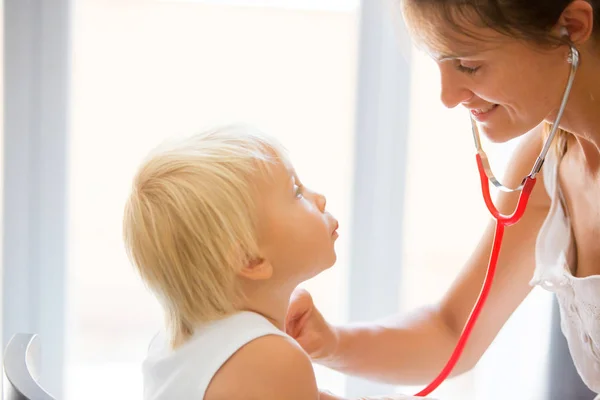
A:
[[286, 0, 600, 398]]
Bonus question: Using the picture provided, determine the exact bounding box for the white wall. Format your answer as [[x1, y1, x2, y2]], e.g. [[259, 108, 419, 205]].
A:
[[0, 0, 5, 371], [2, 1, 70, 397]]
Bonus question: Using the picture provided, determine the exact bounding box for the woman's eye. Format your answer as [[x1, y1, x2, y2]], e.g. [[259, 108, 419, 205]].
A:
[[456, 63, 481, 75]]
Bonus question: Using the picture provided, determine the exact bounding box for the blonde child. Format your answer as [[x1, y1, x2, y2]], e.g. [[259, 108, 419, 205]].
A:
[[123, 125, 434, 400]]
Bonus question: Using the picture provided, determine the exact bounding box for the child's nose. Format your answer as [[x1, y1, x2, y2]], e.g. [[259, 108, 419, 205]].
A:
[[315, 193, 326, 212]]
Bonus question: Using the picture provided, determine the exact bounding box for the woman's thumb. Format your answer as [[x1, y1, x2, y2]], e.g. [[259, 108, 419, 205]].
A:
[[286, 288, 313, 332]]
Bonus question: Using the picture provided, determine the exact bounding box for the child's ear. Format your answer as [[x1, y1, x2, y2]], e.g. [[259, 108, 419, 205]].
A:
[[238, 258, 273, 280]]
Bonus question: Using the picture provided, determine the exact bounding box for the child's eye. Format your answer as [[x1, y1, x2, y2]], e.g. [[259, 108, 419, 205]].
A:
[[294, 184, 304, 199]]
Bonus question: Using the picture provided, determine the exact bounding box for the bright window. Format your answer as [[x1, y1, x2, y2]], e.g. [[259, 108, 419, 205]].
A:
[[68, 1, 358, 398]]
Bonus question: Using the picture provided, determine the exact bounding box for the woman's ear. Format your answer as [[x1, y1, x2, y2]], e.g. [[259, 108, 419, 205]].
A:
[[556, 0, 595, 44]]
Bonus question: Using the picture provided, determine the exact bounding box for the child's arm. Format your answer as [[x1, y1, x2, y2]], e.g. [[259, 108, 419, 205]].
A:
[[209, 333, 440, 400], [319, 391, 346, 400], [207, 334, 319, 399], [319, 390, 439, 400]]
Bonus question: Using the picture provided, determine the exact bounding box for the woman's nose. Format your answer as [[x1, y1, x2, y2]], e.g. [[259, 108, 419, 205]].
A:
[[439, 66, 473, 109]]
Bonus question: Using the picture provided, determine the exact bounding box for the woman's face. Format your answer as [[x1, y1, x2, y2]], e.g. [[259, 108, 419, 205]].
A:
[[405, 9, 574, 142]]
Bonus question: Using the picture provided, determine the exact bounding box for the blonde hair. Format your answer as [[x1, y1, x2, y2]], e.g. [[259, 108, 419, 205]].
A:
[[544, 122, 570, 157], [123, 125, 288, 348]]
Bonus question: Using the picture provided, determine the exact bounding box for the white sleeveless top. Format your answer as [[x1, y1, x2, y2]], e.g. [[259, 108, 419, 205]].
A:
[[142, 311, 288, 400], [530, 149, 600, 394]]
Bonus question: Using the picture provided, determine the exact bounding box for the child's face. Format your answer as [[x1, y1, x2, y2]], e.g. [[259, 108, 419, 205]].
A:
[[255, 159, 338, 284]]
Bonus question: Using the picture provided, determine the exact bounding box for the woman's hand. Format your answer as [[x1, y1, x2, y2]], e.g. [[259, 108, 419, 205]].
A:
[[286, 288, 340, 363]]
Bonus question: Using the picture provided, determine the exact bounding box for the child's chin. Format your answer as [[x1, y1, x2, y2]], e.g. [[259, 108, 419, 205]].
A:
[[328, 253, 337, 267], [303, 257, 337, 281], [319, 254, 337, 272]]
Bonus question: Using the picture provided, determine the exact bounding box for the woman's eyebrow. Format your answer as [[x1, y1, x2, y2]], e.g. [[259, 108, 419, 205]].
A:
[[437, 51, 478, 61]]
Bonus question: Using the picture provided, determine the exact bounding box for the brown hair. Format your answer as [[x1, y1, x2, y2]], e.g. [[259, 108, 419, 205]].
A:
[[404, 0, 599, 46]]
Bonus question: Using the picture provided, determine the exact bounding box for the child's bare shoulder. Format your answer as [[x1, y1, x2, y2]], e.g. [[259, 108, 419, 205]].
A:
[[205, 333, 318, 400]]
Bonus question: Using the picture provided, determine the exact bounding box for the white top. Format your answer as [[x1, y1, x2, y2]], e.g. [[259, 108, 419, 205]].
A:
[[531, 148, 600, 394], [142, 311, 288, 400]]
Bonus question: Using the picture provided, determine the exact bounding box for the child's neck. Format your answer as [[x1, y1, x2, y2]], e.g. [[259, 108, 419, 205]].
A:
[[240, 281, 296, 331]]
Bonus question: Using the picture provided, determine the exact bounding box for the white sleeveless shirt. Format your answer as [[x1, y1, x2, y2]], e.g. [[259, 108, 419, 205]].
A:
[[142, 311, 288, 400], [530, 148, 600, 395]]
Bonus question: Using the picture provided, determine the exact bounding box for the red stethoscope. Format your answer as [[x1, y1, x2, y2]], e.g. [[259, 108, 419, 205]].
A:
[[414, 43, 580, 397]]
